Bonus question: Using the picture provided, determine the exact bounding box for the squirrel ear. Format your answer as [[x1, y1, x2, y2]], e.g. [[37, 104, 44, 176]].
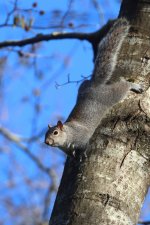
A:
[[48, 124, 51, 129], [57, 120, 63, 130]]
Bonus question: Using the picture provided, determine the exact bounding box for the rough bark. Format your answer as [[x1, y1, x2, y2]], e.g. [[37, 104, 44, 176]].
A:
[[49, 0, 150, 224]]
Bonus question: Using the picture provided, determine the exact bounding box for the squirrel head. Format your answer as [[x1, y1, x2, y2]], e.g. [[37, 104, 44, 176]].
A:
[[45, 120, 67, 148]]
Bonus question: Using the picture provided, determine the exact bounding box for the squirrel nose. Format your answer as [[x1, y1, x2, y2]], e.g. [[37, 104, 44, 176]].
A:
[[45, 138, 54, 146], [45, 139, 49, 145]]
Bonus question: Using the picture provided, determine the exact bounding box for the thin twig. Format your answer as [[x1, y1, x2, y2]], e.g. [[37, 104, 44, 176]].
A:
[[60, 0, 74, 26], [4, 0, 18, 25], [0, 126, 57, 185], [92, 0, 105, 25], [55, 74, 91, 88], [42, 183, 56, 221]]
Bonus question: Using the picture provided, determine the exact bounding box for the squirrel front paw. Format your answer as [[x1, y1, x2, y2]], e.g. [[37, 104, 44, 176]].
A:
[[130, 83, 143, 94], [120, 77, 143, 94]]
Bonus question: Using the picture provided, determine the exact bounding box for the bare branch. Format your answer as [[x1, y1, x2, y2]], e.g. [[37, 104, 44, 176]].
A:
[[92, 0, 105, 24], [0, 23, 97, 30], [4, 0, 18, 25], [10, 48, 53, 58], [55, 73, 91, 88], [0, 19, 115, 54], [0, 126, 57, 186], [42, 184, 54, 221], [0, 31, 92, 49], [60, 0, 74, 26]]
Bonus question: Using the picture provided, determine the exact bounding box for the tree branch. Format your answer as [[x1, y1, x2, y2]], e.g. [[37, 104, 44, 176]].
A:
[[0, 31, 93, 48], [0, 19, 115, 61], [0, 126, 57, 186]]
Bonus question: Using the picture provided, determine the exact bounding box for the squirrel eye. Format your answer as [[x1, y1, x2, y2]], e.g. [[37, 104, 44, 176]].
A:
[[53, 130, 58, 135]]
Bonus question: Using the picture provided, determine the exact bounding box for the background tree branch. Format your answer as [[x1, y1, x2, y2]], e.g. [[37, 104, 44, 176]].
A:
[[0, 19, 115, 60]]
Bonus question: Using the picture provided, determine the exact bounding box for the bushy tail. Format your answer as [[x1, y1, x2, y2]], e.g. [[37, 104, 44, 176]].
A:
[[92, 18, 130, 84]]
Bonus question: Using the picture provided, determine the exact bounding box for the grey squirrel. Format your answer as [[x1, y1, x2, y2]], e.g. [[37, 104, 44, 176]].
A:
[[45, 18, 143, 156]]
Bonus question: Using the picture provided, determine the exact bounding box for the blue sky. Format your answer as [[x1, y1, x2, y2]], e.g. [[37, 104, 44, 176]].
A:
[[0, 0, 149, 224]]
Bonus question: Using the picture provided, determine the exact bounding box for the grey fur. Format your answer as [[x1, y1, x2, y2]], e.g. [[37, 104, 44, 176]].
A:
[[92, 18, 130, 84], [45, 18, 142, 156]]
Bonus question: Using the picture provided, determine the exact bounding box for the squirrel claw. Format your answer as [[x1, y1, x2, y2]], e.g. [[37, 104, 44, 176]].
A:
[[72, 150, 76, 158], [131, 83, 143, 94]]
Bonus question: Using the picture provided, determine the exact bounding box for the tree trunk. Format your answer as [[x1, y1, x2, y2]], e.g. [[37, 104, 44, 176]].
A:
[[49, 0, 150, 224]]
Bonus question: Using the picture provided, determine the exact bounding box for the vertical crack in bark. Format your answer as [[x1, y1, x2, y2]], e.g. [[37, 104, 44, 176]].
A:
[[120, 149, 132, 168], [112, 117, 120, 131], [120, 122, 140, 168], [104, 193, 110, 206]]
